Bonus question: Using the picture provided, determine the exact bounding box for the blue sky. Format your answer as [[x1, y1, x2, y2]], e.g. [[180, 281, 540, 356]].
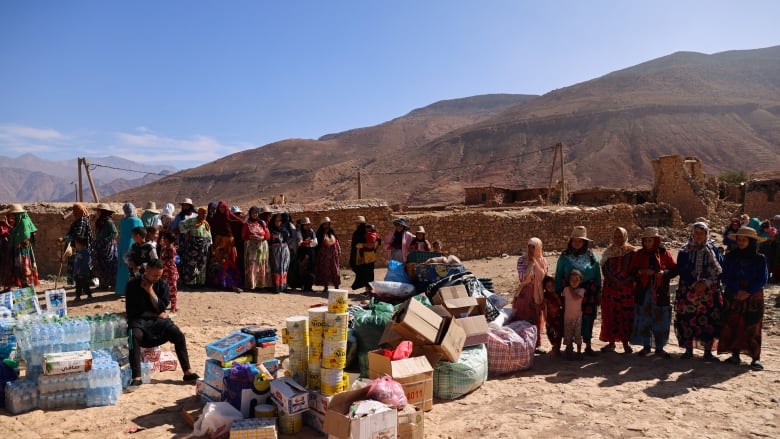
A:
[[1, 1, 778, 169]]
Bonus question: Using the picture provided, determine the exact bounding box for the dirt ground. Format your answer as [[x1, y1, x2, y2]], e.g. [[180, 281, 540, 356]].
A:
[[1, 250, 779, 439]]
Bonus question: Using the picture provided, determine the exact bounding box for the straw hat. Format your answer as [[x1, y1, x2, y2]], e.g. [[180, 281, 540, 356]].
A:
[[355, 215, 366, 224], [9, 204, 25, 214], [95, 203, 115, 214], [300, 217, 311, 225], [640, 227, 663, 239], [180, 198, 194, 206], [729, 226, 767, 242], [415, 226, 426, 234], [144, 201, 159, 214], [321, 216, 331, 224], [260, 206, 270, 214], [569, 226, 591, 241]]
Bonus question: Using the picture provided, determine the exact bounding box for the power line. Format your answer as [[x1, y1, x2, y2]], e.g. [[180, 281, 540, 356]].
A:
[[88, 162, 169, 176], [370, 145, 558, 176]]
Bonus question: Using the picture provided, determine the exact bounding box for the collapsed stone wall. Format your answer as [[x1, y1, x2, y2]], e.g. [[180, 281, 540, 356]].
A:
[[6, 201, 679, 278], [651, 155, 717, 223], [743, 179, 780, 220]]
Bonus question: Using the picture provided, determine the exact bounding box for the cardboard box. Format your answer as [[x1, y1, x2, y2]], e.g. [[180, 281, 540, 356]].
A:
[[42, 350, 92, 375], [397, 405, 424, 439], [252, 342, 277, 363], [391, 299, 442, 346], [367, 350, 434, 412], [269, 376, 309, 415], [469, 297, 488, 317], [154, 351, 178, 372], [229, 417, 277, 439], [141, 346, 161, 362], [324, 386, 398, 439], [430, 317, 466, 363], [432, 285, 478, 318], [303, 409, 327, 434], [203, 359, 230, 391], [196, 379, 223, 402], [309, 390, 335, 414], [238, 387, 272, 419], [455, 315, 489, 347], [205, 331, 256, 362]]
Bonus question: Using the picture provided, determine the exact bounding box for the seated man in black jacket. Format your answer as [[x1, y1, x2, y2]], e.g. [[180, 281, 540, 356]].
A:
[[126, 259, 198, 386]]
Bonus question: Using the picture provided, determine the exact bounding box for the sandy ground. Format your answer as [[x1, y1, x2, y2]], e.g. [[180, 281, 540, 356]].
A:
[[1, 251, 779, 439]]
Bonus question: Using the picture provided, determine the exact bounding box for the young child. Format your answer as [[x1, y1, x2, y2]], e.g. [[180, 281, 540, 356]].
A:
[[432, 240, 446, 255], [159, 232, 179, 313], [358, 224, 380, 265], [542, 275, 563, 356], [146, 226, 159, 250], [126, 227, 158, 277], [73, 236, 92, 300], [563, 269, 585, 359]]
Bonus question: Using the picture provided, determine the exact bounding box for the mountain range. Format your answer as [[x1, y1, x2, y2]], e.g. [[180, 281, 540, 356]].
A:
[[0, 154, 175, 202], [32, 46, 780, 206]]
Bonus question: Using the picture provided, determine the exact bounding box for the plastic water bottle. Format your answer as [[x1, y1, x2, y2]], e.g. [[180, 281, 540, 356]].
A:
[[140, 362, 152, 384]]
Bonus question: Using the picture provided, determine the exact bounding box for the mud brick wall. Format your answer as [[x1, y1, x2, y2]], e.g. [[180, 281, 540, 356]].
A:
[[8, 201, 679, 278], [651, 155, 712, 223], [1, 202, 124, 280], [743, 180, 780, 220]]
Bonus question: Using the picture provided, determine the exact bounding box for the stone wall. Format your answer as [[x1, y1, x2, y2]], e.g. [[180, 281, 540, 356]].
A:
[[5, 201, 679, 278], [651, 155, 715, 223], [743, 179, 780, 219]]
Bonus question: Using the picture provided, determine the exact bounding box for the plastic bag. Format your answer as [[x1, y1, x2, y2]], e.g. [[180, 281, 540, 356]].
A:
[[351, 300, 395, 376], [193, 401, 243, 439], [366, 375, 408, 409], [384, 260, 411, 283], [369, 281, 415, 297]]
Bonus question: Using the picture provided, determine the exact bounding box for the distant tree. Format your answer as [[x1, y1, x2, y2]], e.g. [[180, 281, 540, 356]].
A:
[[717, 170, 748, 185]]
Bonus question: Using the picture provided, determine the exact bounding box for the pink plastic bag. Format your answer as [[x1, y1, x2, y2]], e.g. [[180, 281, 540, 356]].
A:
[[366, 375, 408, 409]]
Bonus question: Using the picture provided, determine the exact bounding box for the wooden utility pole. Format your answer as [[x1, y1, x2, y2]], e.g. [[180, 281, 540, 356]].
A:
[[77, 157, 84, 202], [82, 158, 100, 202], [357, 170, 362, 199], [546, 143, 565, 205], [76, 157, 101, 202]]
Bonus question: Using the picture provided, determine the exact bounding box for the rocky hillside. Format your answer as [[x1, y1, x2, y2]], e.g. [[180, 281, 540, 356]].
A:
[[108, 94, 538, 206], [111, 46, 780, 207]]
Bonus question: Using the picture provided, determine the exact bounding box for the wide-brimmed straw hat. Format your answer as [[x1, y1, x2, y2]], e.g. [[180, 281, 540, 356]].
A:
[[180, 198, 194, 206], [144, 201, 159, 213], [729, 226, 767, 242], [95, 203, 115, 214], [569, 226, 591, 241], [300, 217, 311, 225], [415, 226, 426, 234], [321, 217, 331, 224], [640, 227, 663, 239], [9, 204, 25, 214], [355, 215, 366, 224]]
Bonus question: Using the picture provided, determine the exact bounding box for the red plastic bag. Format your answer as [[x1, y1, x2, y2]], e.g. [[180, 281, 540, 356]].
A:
[[391, 341, 413, 360], [366, 375, 408, 409]]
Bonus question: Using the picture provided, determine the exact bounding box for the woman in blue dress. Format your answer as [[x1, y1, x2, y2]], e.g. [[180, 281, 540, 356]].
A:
[[115, 202, 143, 295]]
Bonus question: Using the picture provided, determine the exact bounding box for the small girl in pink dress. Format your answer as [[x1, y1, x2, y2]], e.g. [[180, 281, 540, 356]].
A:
[[563, 269, 585, 359]]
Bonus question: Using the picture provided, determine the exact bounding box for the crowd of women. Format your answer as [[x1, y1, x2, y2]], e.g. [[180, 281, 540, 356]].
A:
[[1, 202, 776, 372], [511, 217, 778, 371]]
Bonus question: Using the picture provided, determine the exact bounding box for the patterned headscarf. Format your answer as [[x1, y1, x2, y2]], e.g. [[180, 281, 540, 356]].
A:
[[601, 227, 636, 265], [683, 222, 721, 281], [122, 202, 137, 218], [526, 237, 548, 305], [160, 203, 176, 218]]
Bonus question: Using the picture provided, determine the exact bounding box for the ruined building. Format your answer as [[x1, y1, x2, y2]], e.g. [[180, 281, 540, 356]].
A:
[[651, 155, 718, 223]]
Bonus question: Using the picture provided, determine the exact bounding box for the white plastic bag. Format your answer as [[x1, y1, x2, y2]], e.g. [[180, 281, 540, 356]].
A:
[[369, 281, 416, 297], [193, 401, 243, 439]]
